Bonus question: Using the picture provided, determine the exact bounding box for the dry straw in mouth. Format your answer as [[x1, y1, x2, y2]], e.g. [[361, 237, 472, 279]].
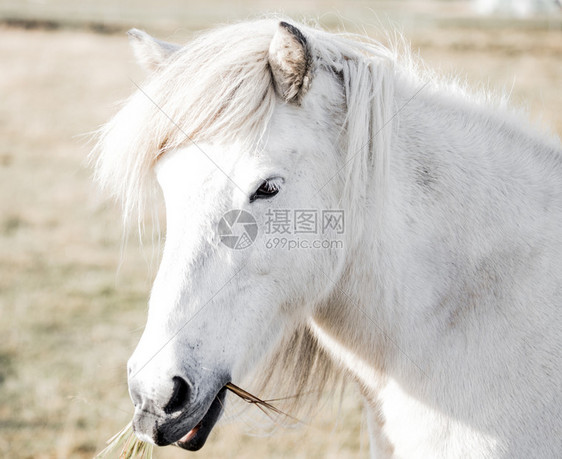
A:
[[96, 383, 296, 458]]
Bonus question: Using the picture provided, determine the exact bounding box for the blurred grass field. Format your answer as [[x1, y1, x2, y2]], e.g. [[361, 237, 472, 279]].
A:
[[0, 1, 560, 458]]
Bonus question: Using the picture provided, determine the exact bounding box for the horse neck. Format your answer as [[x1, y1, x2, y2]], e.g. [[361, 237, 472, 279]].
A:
[[313, 83, 562, 378]]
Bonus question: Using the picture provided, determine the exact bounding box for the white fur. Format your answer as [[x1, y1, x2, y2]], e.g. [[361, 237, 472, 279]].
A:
[[94, 19, 562, 457]]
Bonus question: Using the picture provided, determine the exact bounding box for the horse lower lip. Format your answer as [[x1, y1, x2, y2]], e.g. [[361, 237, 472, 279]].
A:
[[174, 386, 227, 450], [179, 421, 202, 443]]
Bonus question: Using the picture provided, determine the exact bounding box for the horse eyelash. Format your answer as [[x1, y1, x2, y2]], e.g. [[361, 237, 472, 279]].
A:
[[249, 177, 283, 203], [262, 179, 281, 192]]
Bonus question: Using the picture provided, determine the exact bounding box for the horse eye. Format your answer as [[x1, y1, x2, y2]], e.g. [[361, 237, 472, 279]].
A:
[[250, 179, 280, 203]]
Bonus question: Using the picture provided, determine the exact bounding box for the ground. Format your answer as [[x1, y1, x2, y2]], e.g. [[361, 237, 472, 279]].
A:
[[0, 2, 560, 458]]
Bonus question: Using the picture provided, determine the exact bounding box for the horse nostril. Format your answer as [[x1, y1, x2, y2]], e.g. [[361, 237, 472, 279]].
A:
[[164, 376, 190, 414]]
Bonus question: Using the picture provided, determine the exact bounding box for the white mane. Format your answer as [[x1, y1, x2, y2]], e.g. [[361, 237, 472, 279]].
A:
[[93, 18, 559, 228], [92, 19, 418, 227]]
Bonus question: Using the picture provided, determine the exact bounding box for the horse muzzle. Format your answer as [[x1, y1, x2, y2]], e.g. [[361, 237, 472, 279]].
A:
[[128, 368, 229, 450]]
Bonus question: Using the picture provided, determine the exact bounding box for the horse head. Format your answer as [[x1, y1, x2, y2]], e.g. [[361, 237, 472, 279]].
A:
[[119, 21, 350, 449]]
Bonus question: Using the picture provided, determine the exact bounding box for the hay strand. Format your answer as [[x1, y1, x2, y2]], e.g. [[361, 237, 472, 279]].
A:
[[95, 421, 153, 459]]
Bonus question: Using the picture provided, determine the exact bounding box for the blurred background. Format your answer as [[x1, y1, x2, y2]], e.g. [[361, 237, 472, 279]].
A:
[[0, 1, 560, 458]]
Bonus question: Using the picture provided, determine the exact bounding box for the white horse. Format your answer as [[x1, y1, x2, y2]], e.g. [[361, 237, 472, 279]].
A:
[[94, 19, 562, 457]]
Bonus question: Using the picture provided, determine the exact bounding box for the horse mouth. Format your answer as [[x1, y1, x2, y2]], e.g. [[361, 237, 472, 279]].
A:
[[174, 387, 227, 451]]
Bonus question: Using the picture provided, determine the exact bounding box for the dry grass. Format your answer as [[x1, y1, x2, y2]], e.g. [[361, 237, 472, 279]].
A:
[[96, 422, 153, 459], [0, 2, 560, 458]]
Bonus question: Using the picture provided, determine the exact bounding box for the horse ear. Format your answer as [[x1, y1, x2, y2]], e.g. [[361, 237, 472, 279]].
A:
[[268, 22, 312, 104], [127, 29, 181, 72]]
